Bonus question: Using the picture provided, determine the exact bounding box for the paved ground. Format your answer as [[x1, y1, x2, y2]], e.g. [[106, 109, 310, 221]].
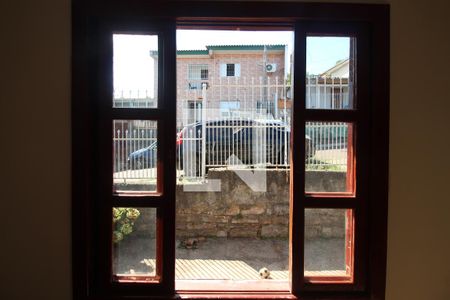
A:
[[114, 237, 345, 280]]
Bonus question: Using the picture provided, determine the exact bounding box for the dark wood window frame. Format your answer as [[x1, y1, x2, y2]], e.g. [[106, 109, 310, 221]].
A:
[[72, 1, 389, 299]]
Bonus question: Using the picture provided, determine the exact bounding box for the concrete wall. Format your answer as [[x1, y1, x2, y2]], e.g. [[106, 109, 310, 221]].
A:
[[2, 0, 450, 300]]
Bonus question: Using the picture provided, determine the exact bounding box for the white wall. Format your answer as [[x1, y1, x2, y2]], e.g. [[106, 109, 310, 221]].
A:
[[1, 0, 449, 299]]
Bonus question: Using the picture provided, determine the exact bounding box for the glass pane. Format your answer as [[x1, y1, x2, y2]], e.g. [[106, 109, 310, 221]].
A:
[[113, 120, 157, 193], [113, 207, 157, 279], [304, 209, 353, 277], [175, 29, 293, 289], [305, 122, 353, 193], [306, 37, 354, 110], [113, 34, 158, 108]]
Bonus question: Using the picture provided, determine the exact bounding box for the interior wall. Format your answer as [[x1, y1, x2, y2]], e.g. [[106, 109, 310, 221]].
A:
[[0, 0, 449, 299], [386, 0, 450, 299]]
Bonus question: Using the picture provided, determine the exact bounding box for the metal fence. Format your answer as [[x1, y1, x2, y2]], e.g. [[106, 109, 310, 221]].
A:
[[112, 120, 348, 183], [113, 76, 350, 183], [305, 122, 348, 171], [176, 119, 292, 180], [113, 89, 157, 108], [306, 76, 351, 109], [113, 121, 158, 183]]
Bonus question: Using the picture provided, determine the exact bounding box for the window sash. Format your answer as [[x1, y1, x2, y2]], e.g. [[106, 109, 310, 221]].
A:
[[291, 21, 372, 292], [90, 20, 177, 294]]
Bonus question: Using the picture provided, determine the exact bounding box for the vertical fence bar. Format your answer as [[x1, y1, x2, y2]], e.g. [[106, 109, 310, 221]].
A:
[[251, 77, 255, 119], [201, 84, 207, 180]]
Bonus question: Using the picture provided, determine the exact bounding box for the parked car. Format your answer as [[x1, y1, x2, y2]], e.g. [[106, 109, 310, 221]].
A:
[[127, 119, 315, 171], [127, 141, 157, 170]]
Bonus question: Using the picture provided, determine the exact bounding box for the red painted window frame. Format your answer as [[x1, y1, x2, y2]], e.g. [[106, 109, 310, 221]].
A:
[[72, 1, 389, 299]]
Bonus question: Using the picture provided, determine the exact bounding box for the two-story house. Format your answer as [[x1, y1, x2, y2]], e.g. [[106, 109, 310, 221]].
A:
[[156, 45, 288, 128]]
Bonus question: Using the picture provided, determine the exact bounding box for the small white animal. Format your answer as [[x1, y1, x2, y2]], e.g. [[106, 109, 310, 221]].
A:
[[259, 267, 271, 279]]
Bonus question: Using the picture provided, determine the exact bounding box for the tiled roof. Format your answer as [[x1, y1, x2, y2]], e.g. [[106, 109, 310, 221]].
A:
[[177, 50, 209, 55], [150, 45, 286, 56], [206, 45, 286, 51]]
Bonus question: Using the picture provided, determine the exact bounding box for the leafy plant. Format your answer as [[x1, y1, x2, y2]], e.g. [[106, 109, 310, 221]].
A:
[[112, 208, 141, 243]]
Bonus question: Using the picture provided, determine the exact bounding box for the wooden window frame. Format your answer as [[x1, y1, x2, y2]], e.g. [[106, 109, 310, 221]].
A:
[[72, 1, 389, 300]]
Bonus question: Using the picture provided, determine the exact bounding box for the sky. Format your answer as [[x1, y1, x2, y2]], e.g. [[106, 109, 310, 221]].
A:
[[113, 30, 349, 95]]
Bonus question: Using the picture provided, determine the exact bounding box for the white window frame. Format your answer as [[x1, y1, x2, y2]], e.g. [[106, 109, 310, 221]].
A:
[[220, 63, 240, 77]]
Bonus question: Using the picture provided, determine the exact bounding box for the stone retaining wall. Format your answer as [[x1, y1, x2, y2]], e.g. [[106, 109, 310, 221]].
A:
[[135, 169, 347, 239]]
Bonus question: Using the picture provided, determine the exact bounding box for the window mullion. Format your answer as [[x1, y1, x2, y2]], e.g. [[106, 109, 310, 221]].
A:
[[304, 109, 360, 122], [290, 22, 307, 295], [95, 22, 115, 294], [111, 108, 164, 120], [303, 197, 358, 209], [351, 25, 371, 292], [158, 20, 177, 293]]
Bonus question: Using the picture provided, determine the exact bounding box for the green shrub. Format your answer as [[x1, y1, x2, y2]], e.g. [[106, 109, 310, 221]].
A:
[[112, 208, 141, 243]]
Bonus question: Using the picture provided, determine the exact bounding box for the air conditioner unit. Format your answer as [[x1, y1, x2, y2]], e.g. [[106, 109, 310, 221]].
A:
[[265, 63, 277, 73]]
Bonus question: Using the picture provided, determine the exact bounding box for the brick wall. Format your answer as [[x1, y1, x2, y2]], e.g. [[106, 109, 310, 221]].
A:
[[176, 51, 287, 127]]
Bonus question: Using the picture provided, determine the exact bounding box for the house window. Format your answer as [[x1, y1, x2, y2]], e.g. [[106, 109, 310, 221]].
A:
[[188, 64, 209, 80], [200, 68, 208, 80], [73, 2, 389, 300], [226, 63, 235, 76], [220, 63, 241, 77], [220, 100, 240, 117], [188, 64, 209, 89], [187, 100, 202, 123]]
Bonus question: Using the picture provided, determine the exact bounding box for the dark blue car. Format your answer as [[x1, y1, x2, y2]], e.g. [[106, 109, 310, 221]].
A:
[[127, 141, 158, 170]]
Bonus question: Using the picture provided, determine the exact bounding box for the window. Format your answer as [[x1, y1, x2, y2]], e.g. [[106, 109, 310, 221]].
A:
[[220, 63, 241, 77], [73, 2, 389, 300], [188, 64, 209, 89], [187, 100, 202, 124], [220, 100, 240, 117], [226, 63, 235, 76], [200, 69, 208, 80]]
